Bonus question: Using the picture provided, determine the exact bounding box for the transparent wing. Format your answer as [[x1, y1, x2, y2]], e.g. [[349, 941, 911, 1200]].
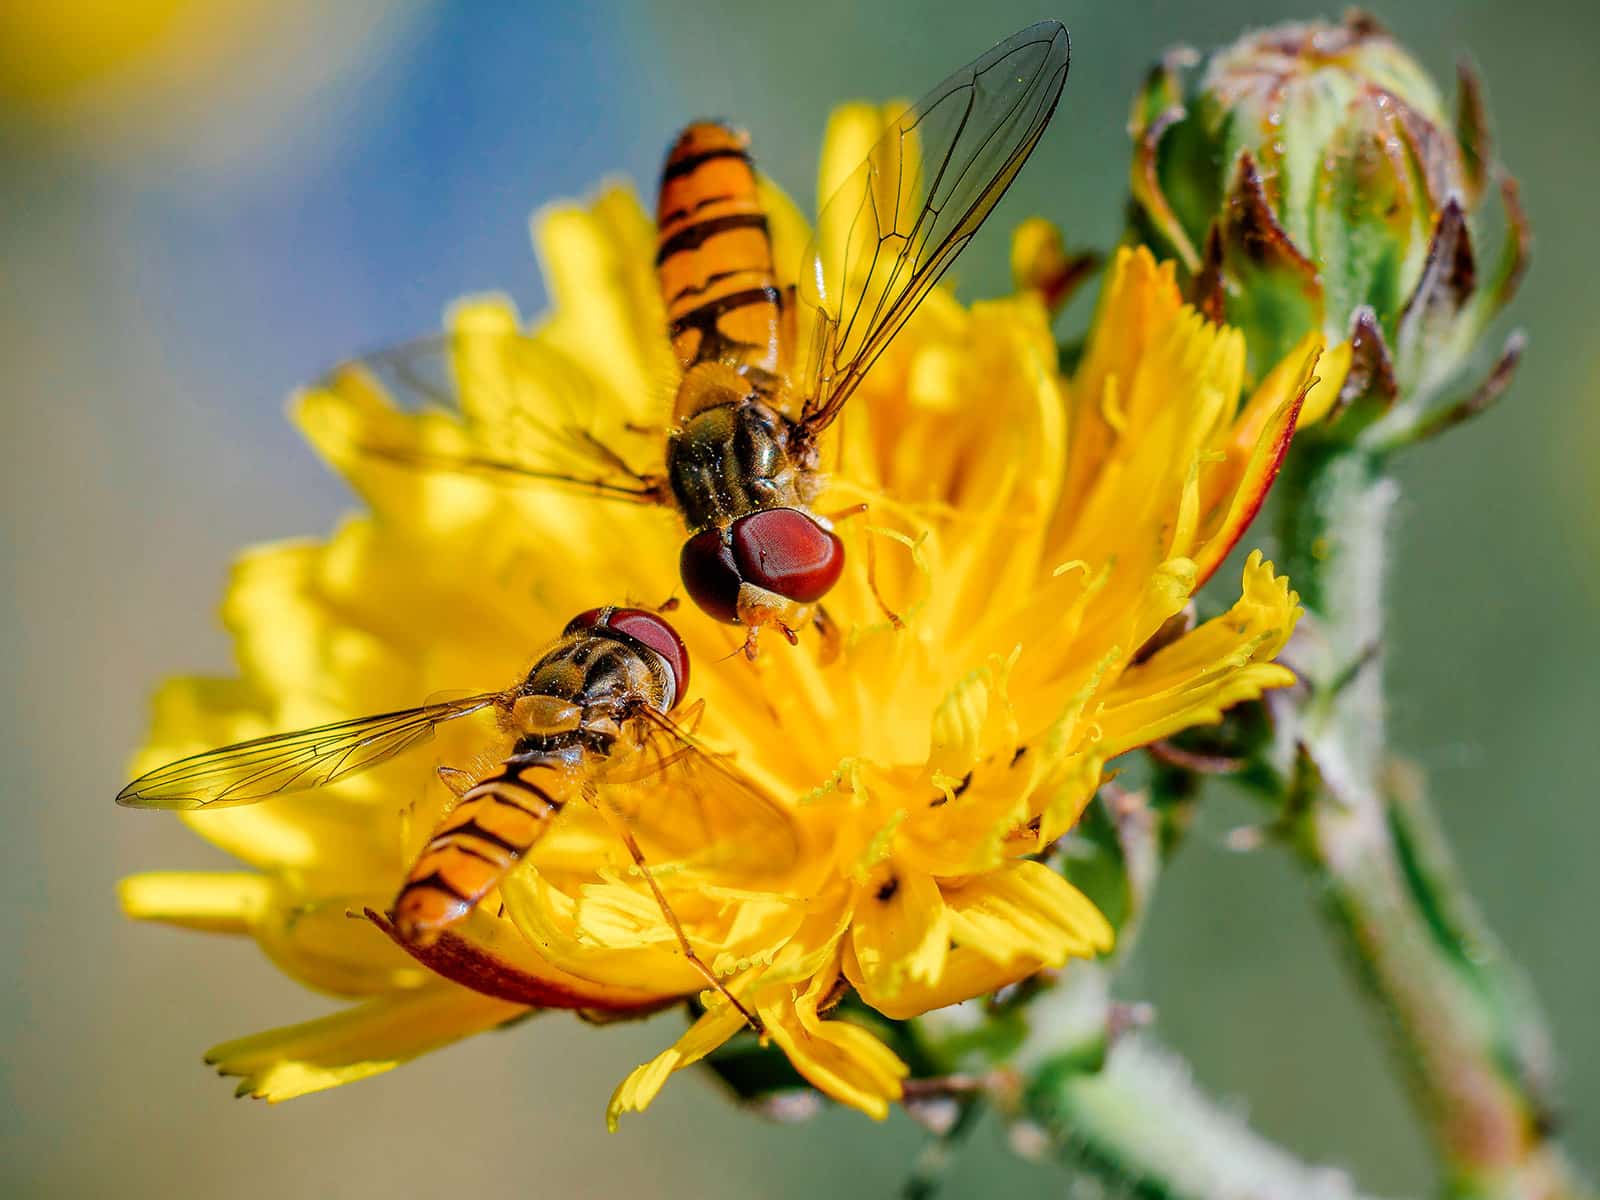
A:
[[796, 20, 1070, 434], [311, 330, 666, 504], [117, 694, 503, 810], [601, 707, 799, 884]]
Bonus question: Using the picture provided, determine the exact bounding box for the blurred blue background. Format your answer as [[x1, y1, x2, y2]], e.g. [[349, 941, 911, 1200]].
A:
[[4, 1, 1595, 1195]]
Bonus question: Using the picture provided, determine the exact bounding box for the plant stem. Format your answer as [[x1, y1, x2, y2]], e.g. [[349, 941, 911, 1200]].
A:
[[1275, 445, 1594, 1200], [1020, 1033, 1396, 1200]]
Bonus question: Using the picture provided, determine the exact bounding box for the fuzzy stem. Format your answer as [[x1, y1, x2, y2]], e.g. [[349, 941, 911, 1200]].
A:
[[1275, 445, 1594, 1199], [1020, 1033, 1393, 1200]]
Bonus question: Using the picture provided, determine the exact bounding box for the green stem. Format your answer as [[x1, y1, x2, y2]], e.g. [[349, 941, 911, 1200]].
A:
[[1020, 1032, 1394, 1200], [1276, 445, 1594, 1200]]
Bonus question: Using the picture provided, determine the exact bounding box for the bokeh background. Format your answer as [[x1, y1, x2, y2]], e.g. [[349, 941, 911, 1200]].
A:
[[4, 1, 1596, 1196]]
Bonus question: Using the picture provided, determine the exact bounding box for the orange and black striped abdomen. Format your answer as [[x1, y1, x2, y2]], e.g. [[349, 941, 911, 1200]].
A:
[[657, 122, 783, 375], [393, 759, 568, 943]]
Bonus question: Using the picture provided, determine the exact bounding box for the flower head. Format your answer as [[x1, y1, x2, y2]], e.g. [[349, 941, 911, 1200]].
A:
[[1129, 12, 1528, 440], [122, 105, 1309, 1123]]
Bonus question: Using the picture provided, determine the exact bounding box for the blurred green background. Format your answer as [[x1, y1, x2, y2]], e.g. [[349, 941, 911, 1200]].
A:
[[4, 1, 1595, 1196]]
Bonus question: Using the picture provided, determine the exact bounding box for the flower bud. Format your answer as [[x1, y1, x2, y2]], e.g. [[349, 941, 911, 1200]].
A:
[[1129, 12, 1528, 442]]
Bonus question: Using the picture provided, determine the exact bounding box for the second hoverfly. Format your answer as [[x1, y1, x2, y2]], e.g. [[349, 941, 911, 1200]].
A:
[[117, 606, 793, 1027], [315, 22, 1070, 655]]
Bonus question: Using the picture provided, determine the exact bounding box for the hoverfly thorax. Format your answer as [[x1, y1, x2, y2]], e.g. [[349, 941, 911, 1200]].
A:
[[666, 386, 803, 527]]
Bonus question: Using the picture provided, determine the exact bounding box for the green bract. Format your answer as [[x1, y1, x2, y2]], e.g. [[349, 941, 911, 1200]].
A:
[[1129, 12, 1528, 445]]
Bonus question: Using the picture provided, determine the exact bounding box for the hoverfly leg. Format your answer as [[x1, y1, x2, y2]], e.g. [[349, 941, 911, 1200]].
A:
[[816, 502, 904, 629], [436, 765, 475, 797], [812, 606, 843, 666], [820, 501, 869, 524], [862, 518, 906, 630], [605, 815, 762, 1033], [676, 697, 707, 735], [824, 501, 904, 630], [619, 590, 681, 615], [741, 625, 762, 661]]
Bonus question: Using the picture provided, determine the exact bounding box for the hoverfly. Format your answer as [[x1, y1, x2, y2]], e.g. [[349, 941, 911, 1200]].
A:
[[312, 22, 1071, 655], [118, 606, 793, 1027]]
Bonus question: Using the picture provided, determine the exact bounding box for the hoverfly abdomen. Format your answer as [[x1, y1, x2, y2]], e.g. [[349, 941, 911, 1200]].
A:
[[393, 757, 569, 943], [657, 122, 783, 375]]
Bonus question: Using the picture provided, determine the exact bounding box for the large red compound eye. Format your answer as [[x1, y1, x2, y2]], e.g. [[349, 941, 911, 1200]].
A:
[[563, 608, 608, 637], [730, 508, 845, 604], [601, 608, 690, 705], [679, 529, 743, 624], [564, 606, 691, 706]]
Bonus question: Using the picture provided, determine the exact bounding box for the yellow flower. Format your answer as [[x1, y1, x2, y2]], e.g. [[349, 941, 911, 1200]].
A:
[[120, 104, 1312, 1123]]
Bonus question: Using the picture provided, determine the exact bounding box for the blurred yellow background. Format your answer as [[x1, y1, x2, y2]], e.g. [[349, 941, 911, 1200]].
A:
[[4, 1, 1595, 1195]]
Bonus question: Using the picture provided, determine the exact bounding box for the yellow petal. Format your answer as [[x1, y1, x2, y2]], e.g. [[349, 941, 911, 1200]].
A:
[[846, 940, 1045, 1021], [119, 871, 269, 934], [1030, 748, 1107, 849], [760, 962, 908, 1119], [293, 374, 496, 542], [848, 865, 950, 999], [816, 102, 899, 214], [533, 186, 676, 424], [251, 893, 433, 998], [944, 860, 1113, 967], [757, 174, 812, 292], [1097, 552, 1301, 755], [500, 865, 705, 996], [928, 654, 1016, 780], [607, 1001, 747, 1130], [207, 986, 527, 1102], [1191, 337, 1320, 584], [1058, 247, 1184, 519], [122, 873, 433, 999], [1298, 337, 1353, 427]]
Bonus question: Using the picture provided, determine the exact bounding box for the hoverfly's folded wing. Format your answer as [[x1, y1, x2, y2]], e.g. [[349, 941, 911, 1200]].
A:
[[297, 300, 667, 506], [117, 694, 502, 809], [599, 708, 802, 890]]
